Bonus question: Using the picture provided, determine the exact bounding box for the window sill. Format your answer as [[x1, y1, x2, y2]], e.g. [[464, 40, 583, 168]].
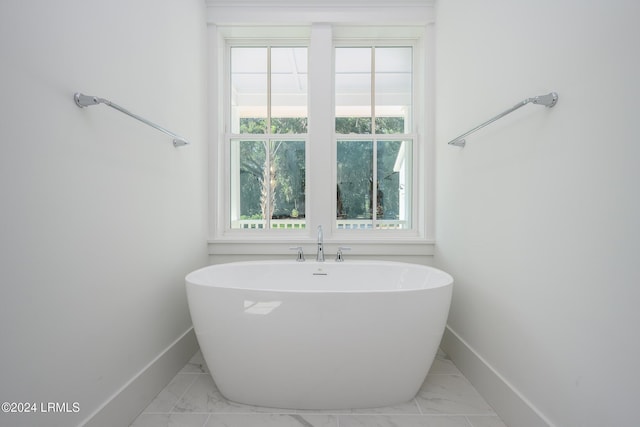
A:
[[208, 238, 435, 257]]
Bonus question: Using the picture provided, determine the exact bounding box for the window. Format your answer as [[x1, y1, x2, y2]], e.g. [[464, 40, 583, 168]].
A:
[[229, 46, 308, 229], [212, 22, 433, 248], [335, 46, 413, 230]]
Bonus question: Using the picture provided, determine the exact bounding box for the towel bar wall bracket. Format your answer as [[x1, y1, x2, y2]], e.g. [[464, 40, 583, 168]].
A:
[[74, 92, 189, 147], [447, 92, 558, 148]]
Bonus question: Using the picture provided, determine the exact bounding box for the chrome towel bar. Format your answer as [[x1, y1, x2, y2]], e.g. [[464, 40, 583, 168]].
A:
[[447, 92, 558, 148], [74, 93, 189, 147]]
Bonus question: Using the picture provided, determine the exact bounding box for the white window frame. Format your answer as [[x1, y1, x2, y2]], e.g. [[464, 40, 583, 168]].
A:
[[207, 4, 435, 258]]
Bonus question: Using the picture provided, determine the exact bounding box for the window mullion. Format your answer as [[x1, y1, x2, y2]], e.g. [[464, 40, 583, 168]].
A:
[[267, 46, 272, 133], [371, 47, 377, 227], [265, 48, 271, 229], [371, 46, 376, 134], [309, 23, 334, 235], [372, 138, 378, 227], [264, 140, 271, 230]]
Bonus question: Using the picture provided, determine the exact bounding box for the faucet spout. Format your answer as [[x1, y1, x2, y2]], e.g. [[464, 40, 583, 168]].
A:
[[316, 225, 325, 262]]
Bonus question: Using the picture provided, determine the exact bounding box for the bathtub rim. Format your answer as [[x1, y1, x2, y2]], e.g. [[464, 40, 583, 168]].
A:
[[185, 259, 453, 294]]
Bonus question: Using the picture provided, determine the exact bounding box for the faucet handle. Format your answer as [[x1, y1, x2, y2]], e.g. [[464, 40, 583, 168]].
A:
[[289, 246, 305, 262], [335, 246, 351, 262]]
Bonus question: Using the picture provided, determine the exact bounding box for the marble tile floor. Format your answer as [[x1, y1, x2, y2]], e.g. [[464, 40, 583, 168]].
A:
[[130, 349, 508, 427]]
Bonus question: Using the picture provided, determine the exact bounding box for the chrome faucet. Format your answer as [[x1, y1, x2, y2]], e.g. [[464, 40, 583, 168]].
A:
[[289, 246, 305, 262], [316, 225, 325, 262], [335, 246, 351, 262]]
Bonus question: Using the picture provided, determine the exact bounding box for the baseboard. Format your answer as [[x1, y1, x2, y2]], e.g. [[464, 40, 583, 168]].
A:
[[441, 326, 554, 427], [81, 327, 199, 427]]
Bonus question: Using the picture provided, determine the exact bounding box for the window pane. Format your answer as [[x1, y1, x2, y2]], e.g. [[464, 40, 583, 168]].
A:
[[230, 139, 306, 229], [271, 140, 306, 227], [377, 140, 412, 229], [231, 140, 266, 228], [271, 47, 308, 134], [335, 48, 372, 134], [336, 140, 412, 230], [337, 141, 373, 226], [231, 47, 267, 133], [375, 47, 412, 134]]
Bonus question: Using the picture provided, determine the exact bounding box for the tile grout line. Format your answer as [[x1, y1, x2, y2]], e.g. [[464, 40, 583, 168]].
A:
[[167, 373, 200, 414], [415, 395, 425, 415], [414, 398, 423, 415]]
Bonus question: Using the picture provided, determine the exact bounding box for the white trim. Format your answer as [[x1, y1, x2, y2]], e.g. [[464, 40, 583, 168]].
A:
[[423, 22, 436, 242], [206, 0, 435, 6], [81, 328, 198, 427], [206, 2, 435, 26], [441, 326, 555, 427], [209, 240, 434, 258], [208, 19, 435, 247], [208, 24, 225, 244]]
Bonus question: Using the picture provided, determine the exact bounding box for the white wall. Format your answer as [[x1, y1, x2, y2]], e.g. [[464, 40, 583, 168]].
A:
[[0, 1, 208, 426], [435, 1, 640, 426]]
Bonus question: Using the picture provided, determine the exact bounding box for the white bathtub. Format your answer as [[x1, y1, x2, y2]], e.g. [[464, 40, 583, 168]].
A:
[[185, 260, 453, 410]]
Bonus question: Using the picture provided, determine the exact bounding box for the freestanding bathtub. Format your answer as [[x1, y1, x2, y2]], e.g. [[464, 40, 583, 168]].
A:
[[185, 260, 453, 410]]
